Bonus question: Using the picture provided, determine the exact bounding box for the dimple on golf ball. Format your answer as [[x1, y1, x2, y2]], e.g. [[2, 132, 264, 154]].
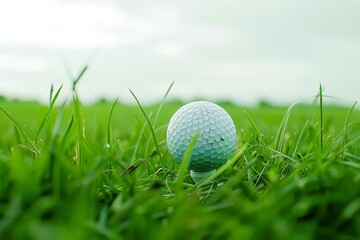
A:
[[167, 101, 237, 171]]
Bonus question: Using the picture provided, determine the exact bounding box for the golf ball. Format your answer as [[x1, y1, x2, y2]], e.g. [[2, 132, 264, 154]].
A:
[[167, 101, 236, 171]]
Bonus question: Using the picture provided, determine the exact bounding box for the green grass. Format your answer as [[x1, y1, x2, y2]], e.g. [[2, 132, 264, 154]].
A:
[[0, 85, 360, 239]]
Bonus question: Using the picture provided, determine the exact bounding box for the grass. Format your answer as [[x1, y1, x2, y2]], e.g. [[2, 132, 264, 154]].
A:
[[0, 83, 360, 239]]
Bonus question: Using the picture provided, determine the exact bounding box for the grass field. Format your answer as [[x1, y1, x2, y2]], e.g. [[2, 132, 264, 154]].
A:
[[0, 83, 360, 239]]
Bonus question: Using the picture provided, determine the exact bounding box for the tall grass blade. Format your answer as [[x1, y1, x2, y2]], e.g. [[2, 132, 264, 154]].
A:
[[337, 161, 360, 170], [341, 101, 357, 159], [319, 84, 323, 152], [274, 101, 298, 152], [153, 81, 175, 127], [107, 98, 119, 147], [243, 110, 260, 136], [61, 114, 74, 147], [175, 132, 198, 194], [35, 85, 63, 145], [292, 121, 309, 158], [72, 66, 88, 91], [129, 89, 164, 166], [71, 65, 91, 172], [131, 112, 153, 163], [49, 84, 54, 104], [145, 81, 175, 155], [196, 144, 248, 187], [243, 109, 271, 162]]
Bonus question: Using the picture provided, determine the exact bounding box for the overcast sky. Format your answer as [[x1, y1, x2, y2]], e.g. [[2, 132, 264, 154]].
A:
[[0, 0, 359, 105]]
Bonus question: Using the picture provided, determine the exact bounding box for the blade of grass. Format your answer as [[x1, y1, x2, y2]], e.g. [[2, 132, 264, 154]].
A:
[[274, 96, 315, 152], [274, 101, 297, 152], [291, 121, 310, 158], [341, 101, 357, 160], [61, 114, 74, 147], [131, 112, 153, 163], [120, 158, 150, 176], [49, 84, 54, 104], [253, 144, 298, 163], [145, 81, 175, 156], [35, 85, 63, 145], [71, 65, 91, 172], [129, 89, 164, 166], [196, 144, 248, 187], [47, 101, 67, 194], [319, 84, 323, 152], [175, 132, 198, 195], [344, 152, 360, 161], [243, 109, 271, 158], [336, 161, 360, 170], [152, 81, 175, 128], [107, 98, 119, 147], [72, 66, 88, 91], [243, 110, 261, 137], [0, 106, 39, 154]]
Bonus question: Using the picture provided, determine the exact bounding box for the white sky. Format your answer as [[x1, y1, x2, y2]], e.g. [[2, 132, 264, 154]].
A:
[[0, 0, 359, 105]]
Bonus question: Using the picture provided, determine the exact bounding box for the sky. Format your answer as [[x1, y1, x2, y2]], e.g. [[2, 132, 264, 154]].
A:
[[0, 0, 359, 105]]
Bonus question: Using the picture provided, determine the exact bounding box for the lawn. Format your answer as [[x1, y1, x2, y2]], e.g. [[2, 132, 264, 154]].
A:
[[0, 85, 359, 239]]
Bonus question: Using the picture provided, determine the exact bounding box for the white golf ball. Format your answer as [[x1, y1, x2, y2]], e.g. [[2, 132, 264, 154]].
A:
[[167, 101, 237, 171]]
